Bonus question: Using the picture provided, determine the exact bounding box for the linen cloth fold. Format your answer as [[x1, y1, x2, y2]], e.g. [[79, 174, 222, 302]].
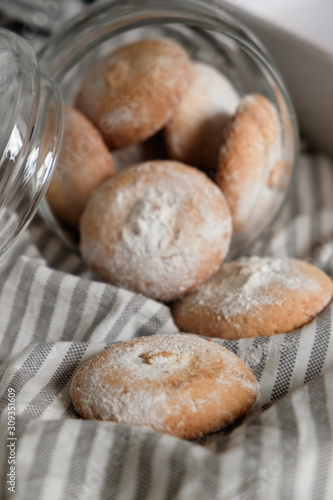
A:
[[1, 152, 333, 499]]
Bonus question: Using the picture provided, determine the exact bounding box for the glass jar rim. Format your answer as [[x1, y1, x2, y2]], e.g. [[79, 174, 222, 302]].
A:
[[39, 0, 277, 80]]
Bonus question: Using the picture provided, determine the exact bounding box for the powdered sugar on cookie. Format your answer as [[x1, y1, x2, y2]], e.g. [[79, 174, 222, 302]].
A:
[[80, 161, 232, 302], [70, 334, 258, 439], [172, 256, 333, 339], [190, 257, 322, 320]]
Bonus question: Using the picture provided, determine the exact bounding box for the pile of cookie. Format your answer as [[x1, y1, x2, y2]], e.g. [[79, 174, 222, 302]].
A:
[[46, 37, 333, 439]]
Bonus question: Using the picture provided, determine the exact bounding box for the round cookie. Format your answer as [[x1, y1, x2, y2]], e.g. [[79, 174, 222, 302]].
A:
[[70, 334, 258, 439], [172, 256, 333, 339], [75, 38, 192, 150], [165, 61, 239, 172], [216, 94, 283, 233], [46, 105, 115, 226], [79, 160, 232, 302]]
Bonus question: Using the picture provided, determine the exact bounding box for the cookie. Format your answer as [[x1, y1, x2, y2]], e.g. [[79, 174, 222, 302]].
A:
[[80, 160, 232, 302], [70, 334, 258, 439], [216, 94, 283, 233], [46, 106, 115, 226], [172, 256, 333, 339], [75, 38, 192, 150], [165, 61, 239, 172]]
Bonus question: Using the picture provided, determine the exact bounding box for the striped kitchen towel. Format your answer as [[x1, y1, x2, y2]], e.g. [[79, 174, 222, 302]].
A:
[[1, 151, 333, 499]]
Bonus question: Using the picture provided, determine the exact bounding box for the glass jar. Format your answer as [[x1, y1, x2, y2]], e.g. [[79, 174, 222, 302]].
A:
[[0, 0, 298, 261]]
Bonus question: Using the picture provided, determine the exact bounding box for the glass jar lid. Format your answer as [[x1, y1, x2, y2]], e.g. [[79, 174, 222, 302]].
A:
[[0, 29, 63, 260]]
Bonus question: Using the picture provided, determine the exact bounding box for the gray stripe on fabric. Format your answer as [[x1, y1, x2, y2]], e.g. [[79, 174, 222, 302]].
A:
[[309, 376, 332, 500], [164, 441, 188, 500], [23, 343, 88, 418], [108, 295, 148, 341], [24, 420, 65, 500], [0, 262, 15, 297], [63, 401, 80, 419], [0, 246, 30, 298], [134, 306, 173, 338], [304, 306, 331, 385], [265, 331, 302, 408], [219, 340, 239, 356], [134, 433, 160, 500], [31, 271, 64, 343], [60, 280, 90, 341], [238, 416, 263, 500], [277, 394, 298, 500], [81, 287, 118, 342], [0, 343, 53, 411], [247, 337, 271, 384], [0, 259, 40, 359], [99, 424, 131, 499], [61, 422, 98, 500], [196, 453, 220, 500]]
